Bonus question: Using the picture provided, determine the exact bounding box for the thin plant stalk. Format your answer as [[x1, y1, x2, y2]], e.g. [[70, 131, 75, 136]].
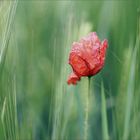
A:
[[84, 77, 91, 140]]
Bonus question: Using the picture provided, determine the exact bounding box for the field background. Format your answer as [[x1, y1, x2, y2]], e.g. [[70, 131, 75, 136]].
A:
[[0, 0, 140, 140]]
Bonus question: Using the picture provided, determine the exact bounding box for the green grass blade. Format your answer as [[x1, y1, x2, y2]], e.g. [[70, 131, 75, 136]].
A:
[[123, 38, 138, 140], [101, 81, 109, 140]]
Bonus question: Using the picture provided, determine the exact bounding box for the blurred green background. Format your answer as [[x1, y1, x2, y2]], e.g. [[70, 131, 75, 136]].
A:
[[0, 0, 140, 140]]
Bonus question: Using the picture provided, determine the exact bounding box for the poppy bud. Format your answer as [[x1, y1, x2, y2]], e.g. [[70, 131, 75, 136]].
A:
[[67, 32, 108, 85]]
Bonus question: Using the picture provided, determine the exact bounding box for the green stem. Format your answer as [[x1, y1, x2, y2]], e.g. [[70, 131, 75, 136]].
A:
[[84, 76, 91, 140]]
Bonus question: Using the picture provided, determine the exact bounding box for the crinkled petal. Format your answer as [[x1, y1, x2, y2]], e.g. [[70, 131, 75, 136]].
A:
[[69, 53, 90, 76], [67, 72, 81, 85], [89, 40, 108, 75], [100, 39, 108, 63]]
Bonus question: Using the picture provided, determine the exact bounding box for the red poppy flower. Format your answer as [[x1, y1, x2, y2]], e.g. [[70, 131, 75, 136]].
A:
[[67, 32, 108, 85]]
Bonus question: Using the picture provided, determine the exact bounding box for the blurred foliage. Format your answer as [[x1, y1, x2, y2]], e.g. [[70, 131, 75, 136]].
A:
[[0, 0, 140, 140]]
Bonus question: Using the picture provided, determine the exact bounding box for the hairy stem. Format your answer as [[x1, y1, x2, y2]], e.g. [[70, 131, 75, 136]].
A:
[[84, 76, 91, 140]]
